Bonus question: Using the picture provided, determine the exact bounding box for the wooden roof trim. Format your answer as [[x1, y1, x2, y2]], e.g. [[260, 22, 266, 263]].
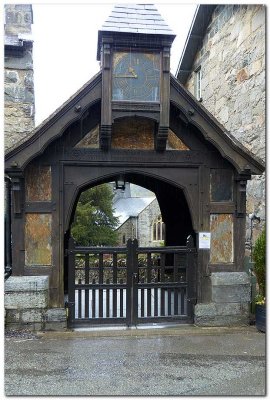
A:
[[176, 5, 215, 83], [170, 75, 265, 175]]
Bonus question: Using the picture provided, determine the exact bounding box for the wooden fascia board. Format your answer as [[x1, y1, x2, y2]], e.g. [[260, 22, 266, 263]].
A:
[[170, 75, 265, 175], [5, 72, 102, 170]]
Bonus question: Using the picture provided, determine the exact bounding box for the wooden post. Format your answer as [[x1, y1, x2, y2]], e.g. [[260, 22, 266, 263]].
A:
[[186, 235, 197, 320], [67, 236, 76, 325], [126, 239, 133, 326], [132, 239, 138, 325]]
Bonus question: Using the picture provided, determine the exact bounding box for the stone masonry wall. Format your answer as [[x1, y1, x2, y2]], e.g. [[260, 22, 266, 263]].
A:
[[116, 198, 163, 247], [116, 217, 137, 246], [195, 272, 251, 326], [185, 5, 265, 242], [5, 276, 67, 331], [4, 4, 35, 150], [137, 198, 163, 247]]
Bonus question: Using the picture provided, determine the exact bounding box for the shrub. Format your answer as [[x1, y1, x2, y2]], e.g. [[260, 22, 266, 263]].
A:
[[253, 227, 266, 297]]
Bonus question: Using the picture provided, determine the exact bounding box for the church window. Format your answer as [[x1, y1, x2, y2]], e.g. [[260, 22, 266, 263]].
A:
[[152, 215, 165, 241], [122, 234, 126, 244]]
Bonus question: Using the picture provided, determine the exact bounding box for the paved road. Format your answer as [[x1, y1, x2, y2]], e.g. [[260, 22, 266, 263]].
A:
[[5, 326, 265, 396]]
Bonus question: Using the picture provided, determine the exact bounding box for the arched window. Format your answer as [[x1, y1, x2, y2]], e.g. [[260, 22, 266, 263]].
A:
[[152, 215, 165, 241]]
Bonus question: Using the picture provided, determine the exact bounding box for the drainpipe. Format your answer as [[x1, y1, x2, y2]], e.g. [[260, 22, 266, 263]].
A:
[[5, 176, 12, 280]]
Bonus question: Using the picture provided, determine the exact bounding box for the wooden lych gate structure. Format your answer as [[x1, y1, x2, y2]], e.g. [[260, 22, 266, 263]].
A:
[[5, 4, 264, 327]]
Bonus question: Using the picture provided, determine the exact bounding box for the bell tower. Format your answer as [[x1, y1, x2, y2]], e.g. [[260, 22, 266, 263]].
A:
[[97, 4, 175, 151]]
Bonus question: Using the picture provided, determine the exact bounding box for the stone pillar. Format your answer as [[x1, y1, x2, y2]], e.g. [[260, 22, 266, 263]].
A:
[[194, 272, 251, 326], [5, 276, 67, 331]]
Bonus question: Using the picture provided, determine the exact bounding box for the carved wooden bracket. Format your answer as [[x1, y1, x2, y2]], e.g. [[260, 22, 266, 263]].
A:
[[235, 171, 250, 217], [155, 126, 169, 152], [99, 124, 112, 151], [103, 43, 111, 70], [10, 175, 24, 216], [162, 46, 170, 73]]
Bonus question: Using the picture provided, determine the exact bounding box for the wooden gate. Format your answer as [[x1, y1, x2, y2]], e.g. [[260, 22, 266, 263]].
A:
[[67, 237, 196, 327]]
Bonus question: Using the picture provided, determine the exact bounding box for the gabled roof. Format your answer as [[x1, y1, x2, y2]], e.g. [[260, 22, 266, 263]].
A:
[[176, 5, 215, 83], [5, 71, 265, 175]]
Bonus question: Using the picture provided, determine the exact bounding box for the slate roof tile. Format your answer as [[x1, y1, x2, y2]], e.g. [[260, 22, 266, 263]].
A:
[[101, 3, 174, 35], [114, 197, 155, 227]]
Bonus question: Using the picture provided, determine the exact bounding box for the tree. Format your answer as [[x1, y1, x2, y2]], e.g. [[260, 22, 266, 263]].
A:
[[71, 184, 119, 246]]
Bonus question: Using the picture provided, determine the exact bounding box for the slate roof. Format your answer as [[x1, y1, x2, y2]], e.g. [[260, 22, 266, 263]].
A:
[[100, 4, 175, 35], [113, 197, 155, 227]]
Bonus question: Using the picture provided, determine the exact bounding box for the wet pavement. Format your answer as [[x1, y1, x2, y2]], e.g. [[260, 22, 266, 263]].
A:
[[5, 325, 265, 396]]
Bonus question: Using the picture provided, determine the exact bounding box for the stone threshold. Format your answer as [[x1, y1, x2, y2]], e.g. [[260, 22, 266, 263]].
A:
[[36, 325, 255, 340]]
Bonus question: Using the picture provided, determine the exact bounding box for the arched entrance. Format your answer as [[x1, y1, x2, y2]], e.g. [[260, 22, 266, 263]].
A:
[[64, 171, 197, 327]]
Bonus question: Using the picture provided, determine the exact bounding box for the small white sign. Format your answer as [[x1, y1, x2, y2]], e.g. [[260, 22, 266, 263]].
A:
[[199, 232, 211, 249]]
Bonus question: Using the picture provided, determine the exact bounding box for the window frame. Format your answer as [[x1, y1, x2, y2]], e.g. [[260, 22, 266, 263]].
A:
[[152, 215, 165, 242]]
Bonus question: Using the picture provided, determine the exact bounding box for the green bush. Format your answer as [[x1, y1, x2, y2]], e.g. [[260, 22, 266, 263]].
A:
[[253, 227, 266, 297]]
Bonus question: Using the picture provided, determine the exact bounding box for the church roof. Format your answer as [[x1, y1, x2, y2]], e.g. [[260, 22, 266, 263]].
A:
[[100, 4, 174, 35], [114, 197, 155, 227], [176, 5, 215, 83]]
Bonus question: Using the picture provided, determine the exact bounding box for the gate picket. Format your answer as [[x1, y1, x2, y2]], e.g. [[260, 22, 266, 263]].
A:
[[85, 254, 89, 319], [67, 237, 196, 327]]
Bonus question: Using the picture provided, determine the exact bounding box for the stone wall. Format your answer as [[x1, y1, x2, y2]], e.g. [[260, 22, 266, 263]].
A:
[[194, 272, 251, 326], [185, 5, 265, 242], [5, 276, 67, 331], [116, 217, 137, 246], [137, 198, 163, 247], [116, 198, 164, 247], [4, 4, 35, 150]]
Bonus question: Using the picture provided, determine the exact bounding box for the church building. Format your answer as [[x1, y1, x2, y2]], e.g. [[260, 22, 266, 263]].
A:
[[177, 5, 265, 245]]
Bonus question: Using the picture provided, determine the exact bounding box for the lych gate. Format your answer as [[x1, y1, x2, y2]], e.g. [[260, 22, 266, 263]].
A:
[[5, 4, 264, 329]]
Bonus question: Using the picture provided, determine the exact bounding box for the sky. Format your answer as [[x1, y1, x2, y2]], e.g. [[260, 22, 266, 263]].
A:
[[31, 3, 197, 125]]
